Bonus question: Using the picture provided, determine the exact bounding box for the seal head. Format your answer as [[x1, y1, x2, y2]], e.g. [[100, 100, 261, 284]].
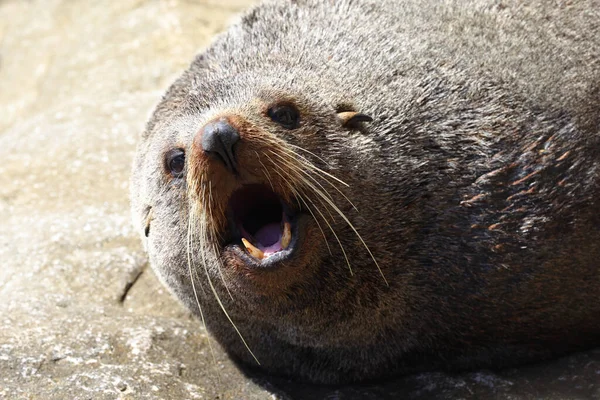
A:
[[131, 0, 600, 384]]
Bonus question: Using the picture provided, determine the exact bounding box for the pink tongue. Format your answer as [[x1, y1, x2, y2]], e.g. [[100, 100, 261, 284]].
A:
[[254, 222, 281, 249]]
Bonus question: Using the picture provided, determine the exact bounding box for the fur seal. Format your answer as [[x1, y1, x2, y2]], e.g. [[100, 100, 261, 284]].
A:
[[130, 0, 600, 384]]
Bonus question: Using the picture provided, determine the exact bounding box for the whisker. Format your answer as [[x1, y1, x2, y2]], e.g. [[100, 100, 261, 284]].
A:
[[303, 178, 388, 285], [270, 148, 388, 284], [265, 154, 333, 256], [278, 146, 351, 188], [200, 181, 235, 302], [186, 179, 220, 385], [255, 151, 276, 193], [300, 189, 352, 274], [259, 136, 351, 189], [212, 241, 234, 302], [270, 149, 359, 212], [282, 153, 335, 222], [286, 142, 334, 168], [271, 160, 352, 273], [204, 184, 260, 365]]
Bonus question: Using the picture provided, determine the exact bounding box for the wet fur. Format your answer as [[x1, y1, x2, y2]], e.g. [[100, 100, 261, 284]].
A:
[[130, 0, 600, 384]]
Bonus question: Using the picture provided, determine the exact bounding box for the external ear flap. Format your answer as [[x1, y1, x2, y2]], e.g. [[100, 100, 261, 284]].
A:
[[144, 208, 154, 238], [338, 111, 373, 127]]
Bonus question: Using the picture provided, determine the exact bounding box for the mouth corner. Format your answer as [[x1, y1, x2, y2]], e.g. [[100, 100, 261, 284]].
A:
[[224, 184, 301, 268]]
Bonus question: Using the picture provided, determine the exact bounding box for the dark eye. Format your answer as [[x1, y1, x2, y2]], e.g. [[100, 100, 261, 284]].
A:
[[267, 104, 300, 129], [165, 148, 185, 178]]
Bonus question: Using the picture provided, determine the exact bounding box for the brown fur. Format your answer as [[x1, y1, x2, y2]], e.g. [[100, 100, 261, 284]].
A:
[[131, 0, 600, 384]]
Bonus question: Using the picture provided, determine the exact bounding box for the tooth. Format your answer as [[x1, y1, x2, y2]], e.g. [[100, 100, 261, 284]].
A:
[[241, 238, 264, 260], [281, 221, 292, 249]]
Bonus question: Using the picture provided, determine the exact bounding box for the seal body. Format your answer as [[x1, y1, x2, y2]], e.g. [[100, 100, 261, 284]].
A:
[[131, 0, 600, 384]]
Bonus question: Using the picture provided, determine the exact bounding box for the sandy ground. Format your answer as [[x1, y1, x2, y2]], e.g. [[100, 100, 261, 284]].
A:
[[0, 1, 598, 399]]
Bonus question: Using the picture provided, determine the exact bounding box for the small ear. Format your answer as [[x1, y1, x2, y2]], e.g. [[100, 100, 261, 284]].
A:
[[144, 208, 154, 238], [338, 111, 373, 127]]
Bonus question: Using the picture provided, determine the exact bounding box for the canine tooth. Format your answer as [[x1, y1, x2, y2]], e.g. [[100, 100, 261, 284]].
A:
[[281, 221, 292, 249], [242, 238, 264, 260]]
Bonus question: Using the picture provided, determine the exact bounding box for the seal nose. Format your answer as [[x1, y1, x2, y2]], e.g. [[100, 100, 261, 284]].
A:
[[200, 118, 240, 173]]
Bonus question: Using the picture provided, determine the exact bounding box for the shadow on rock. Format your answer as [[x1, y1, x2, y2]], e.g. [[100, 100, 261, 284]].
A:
[[241, 348, 600, 400]]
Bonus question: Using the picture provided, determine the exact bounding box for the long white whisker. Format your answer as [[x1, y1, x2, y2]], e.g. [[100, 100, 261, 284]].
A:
[[286, 142, 334, 168], [186, 181, 220, 385], [270, 149, 359, 212], [271, 149, 388, 284], [277, 147, 350, 188], [265, 154, 333, 256], [303, 178, 388, 285], [204, 184, 260, 365], [255, 151, 276, 193]]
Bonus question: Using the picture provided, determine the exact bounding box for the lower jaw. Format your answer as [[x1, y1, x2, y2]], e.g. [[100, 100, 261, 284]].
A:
[[223, 214, 308, 270]]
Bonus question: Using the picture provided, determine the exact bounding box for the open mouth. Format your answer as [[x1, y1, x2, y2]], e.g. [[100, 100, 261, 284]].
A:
[[227, 184, 299, 266]]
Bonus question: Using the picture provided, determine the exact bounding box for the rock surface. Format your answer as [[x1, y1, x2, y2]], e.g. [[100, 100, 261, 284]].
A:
[[0, 0, 598, 399]]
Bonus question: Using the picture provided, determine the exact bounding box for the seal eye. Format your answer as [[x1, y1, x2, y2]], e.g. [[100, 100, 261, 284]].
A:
[[267, 104, 300, 129], [165, 148, 185, 178]]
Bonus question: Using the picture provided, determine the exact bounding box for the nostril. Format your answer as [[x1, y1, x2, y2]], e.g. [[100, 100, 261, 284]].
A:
[[200, 118, 241, 173]]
